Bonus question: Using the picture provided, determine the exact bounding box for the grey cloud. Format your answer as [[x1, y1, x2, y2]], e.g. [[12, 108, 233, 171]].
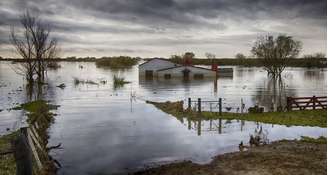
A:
[[0, 0, 326, 57]]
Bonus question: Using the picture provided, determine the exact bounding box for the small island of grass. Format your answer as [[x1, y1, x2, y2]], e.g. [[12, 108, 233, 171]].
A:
[[147, 101, 327, 128]]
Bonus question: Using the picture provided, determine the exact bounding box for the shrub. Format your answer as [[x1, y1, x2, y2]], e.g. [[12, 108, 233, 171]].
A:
[[95, 56, 138, 69]]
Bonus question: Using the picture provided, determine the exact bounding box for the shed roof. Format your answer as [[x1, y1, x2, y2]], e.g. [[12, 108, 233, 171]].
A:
[[138, 58, 176, 67], [157, 65, 215, 72]]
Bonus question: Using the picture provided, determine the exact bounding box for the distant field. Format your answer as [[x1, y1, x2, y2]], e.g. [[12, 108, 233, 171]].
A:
[[1, 57, 326, 68], [169, 58, 327, 68]]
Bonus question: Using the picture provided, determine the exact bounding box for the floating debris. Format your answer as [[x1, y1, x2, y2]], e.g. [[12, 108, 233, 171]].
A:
[[56, 83, 66, 89], [100, 80, 107, 84], [225, 107, 232, 111], [73, 77, 99, 85]]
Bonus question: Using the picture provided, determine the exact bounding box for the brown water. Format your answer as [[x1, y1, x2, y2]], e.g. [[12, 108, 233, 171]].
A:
[[0, 61, 326, 174]]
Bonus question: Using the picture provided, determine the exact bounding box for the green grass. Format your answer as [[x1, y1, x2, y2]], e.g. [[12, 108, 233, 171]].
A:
[[147, 101, 327, 128], [300, 136, 326, 144], [0, 132, 18, 175], [96, 56, 139, 69], [201, 110, 327, 127]]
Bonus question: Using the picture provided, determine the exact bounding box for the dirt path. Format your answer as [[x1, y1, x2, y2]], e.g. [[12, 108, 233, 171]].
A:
[[134, 140, 326, 175]]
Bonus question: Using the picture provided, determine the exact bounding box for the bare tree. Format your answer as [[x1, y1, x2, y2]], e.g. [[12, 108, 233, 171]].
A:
[[205, 52, 216, 59], [10, 11, 58, 83], [10, 16, 36, 83], [251, 35, 301, 77], [235, 53, 246, 59]]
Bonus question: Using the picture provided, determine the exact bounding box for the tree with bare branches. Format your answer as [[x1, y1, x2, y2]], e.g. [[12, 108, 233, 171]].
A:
[[251, 35, 301, 78], [10, 11, 58, 83]]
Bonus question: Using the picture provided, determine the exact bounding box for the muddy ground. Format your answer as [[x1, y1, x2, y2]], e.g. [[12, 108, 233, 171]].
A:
[[134, 140, 326, 175]]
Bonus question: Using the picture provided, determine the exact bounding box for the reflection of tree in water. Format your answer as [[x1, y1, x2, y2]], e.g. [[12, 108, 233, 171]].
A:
[[303, 69, 326, 81], [25, 81, 58, 103], [253, 76, 297, 111], [235, 67, 256, 78]]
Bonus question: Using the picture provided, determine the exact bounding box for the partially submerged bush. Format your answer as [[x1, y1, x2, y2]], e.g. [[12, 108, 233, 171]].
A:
[[95, 56, 138, 69], [113, 75, 130, 89]]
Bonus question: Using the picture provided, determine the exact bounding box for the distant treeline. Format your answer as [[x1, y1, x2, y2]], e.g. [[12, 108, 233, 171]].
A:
[[0, 56, 98, 62], [95, 56, 140, 69], [169, 58, 327, 68]]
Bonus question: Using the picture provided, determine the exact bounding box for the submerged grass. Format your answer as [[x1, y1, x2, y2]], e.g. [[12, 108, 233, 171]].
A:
[[73, 77, 99, 85], [0, 132, 18, 175], [147, 101, 327, 128]]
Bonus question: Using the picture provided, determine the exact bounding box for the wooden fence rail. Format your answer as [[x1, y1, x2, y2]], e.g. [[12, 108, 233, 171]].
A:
[[11, 123, 48, 175], [188, 98, 222, 115], [287, 96, 327, 111]]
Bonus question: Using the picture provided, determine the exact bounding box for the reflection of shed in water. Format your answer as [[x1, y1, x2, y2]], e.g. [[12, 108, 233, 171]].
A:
[[139, 58, 233, 79]]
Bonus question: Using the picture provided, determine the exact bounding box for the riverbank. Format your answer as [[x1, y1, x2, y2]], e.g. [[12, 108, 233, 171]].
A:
[[134, 137, 327, 175], [147, 101, 327, 127]]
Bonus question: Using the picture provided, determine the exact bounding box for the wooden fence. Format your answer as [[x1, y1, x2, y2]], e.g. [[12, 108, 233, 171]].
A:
[[286, 96, 327, 111], [14, 124, 47, 175], [1, 122, 54, 175], [187, 98, 223, 115]]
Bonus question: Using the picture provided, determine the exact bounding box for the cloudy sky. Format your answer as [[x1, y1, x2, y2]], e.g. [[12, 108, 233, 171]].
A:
[[0, 0, 326, 58]]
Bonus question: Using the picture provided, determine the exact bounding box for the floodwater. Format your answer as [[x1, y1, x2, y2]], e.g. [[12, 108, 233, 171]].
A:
[[0, 61, 326, 174]]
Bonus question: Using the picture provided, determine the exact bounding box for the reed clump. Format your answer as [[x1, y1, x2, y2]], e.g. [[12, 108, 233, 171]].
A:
[[113, 75, 130, 89]]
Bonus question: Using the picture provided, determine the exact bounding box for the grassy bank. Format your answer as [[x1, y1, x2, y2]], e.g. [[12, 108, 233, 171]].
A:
[[134, 137, 326, 175], [95, 56, 139, 69], [0, 132, 18, 175], [147, 101, 327, 127]]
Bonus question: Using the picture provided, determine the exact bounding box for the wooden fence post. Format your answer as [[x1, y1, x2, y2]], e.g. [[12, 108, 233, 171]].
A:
[[219, 98, 222, 116], [198, 98, 201, 113], [188, 98, 191, 109], [313, 96, 316, 110], [13, 127, 33, 175], [286, 97, 291, 111]]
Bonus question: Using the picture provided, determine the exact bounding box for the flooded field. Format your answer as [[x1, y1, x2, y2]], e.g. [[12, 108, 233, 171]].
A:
[[0, 61, 326, 174]]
